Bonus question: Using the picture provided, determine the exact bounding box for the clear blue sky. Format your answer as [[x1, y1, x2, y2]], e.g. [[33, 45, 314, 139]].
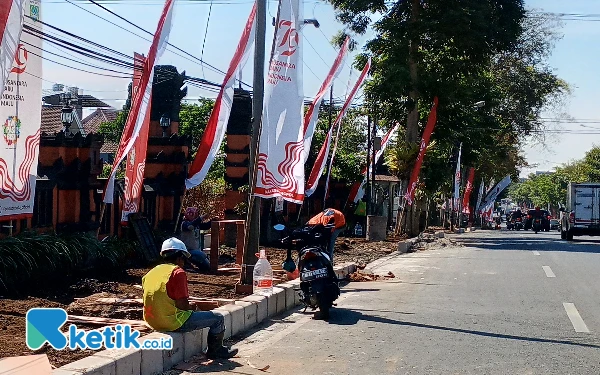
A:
[[38, 0, 599, 175]]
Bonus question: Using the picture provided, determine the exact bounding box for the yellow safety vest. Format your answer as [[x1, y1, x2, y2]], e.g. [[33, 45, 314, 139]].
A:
[[142, 264, 192, 331]]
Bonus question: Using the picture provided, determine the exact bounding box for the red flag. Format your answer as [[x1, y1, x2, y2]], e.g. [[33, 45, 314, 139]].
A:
[[305, 56, 369, 197], [121, 54, 150, 224], [186, 4, 256, 188], [404, 97, 439, 205], [461, 167, 475, 214], [104, 0, 175, 204]]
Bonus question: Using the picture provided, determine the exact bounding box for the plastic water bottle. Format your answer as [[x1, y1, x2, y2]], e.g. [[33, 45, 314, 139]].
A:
[[354, 223, 363, 237], [253, 249, 273, 296]]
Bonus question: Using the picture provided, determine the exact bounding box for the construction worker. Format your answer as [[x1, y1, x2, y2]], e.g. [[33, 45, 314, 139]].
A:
[[307, 208, 346, 261], [179, 207, 212, 272], [142, 237, 237, 359]]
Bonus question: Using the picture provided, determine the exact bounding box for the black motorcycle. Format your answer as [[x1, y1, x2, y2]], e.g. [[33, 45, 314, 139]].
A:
[[275, 223, 340, 320], [533, 216, 542, 234]]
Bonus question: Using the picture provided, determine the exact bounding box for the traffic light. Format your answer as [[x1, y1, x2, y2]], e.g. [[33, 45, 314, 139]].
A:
[[151, 65, 187, 122]]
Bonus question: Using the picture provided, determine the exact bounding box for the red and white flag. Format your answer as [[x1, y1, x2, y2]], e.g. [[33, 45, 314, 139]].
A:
[[404, 97, 438, 205], [461, 167, 475, 214], [255, 0, 304, 203], [121, 53, 150, 223], [104, 0, 175, 204], [347, 122, 399, 204], [0, 0, 26, 99], [186, 4, 256, 188], [0, 0, 42, 218], [306, 57, 370, 198]]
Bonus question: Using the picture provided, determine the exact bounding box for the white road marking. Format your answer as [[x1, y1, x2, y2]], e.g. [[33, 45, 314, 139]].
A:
[[563, 303, 590, 333], [532, 250, 540, 256], [542, 266, 556, 278]]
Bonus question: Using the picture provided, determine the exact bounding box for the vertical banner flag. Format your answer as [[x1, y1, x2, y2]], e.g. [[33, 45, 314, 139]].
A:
[[461, 167, 475, 214], [404, 97, 439, 205], [186, 4, 256, 188], [255, 0, 304, 203], [104, 0, 175, 204], [478, 175, 511, 212], [475, 179, 484, 213], [0, 0, 26, 99], [453, 142, 462, 209], [305, 56, 370, 197], [348, 122, 399, 203], [0, 0, 42, 218], [121, 54, 150, 223]]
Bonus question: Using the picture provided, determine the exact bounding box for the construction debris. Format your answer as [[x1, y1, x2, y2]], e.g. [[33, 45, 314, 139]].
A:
[[67, 315, 151, 332]]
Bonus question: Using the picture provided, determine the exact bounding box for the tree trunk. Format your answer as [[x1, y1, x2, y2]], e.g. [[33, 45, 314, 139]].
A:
[[403, 0, 421, 237]]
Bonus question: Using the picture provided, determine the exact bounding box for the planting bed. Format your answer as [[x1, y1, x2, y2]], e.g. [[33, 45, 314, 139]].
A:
[[0, 237, 398, 367]]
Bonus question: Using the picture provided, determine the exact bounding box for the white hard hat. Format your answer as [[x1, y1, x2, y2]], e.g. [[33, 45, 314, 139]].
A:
[[160, 237, 191, 258]]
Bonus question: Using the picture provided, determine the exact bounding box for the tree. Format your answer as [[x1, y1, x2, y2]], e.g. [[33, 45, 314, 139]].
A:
[[179, 100, 215, 156]]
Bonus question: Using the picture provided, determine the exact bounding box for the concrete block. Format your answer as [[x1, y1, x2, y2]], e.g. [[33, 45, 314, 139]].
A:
[[397, 241, 409, 253], [435, 231, 445, 238], [454, 228, 465, 234], [96, 349, 141, 375], [272, 286, 287, 314], [215, 304, 245, 337], [52, 369, 82, 375], [213, 307, 232, 339], [183, 329, 204, 361], [140, 332, 167, 375], [278, 283, 297, 309], [235, 300, 256, 329], [366, 215, 387, 241], [162, 332, 184, 371], [60, 355, 116, 375], [241, 295, 268, 324], [201, 328, 209, 352], [266, 290, 278, 318]]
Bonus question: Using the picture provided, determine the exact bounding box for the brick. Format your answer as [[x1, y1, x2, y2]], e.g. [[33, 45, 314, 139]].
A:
[[96, 349, 141, 375], [139, 332, 167, 375], [214, 304, 245, 337], [212, 307, 232, 339], [162, 332, 184, 370], [183, 329, 204, 361], [235, 300, 256, 329], [241, 295, 268, 323], [278, 283, 296, 310], [60, 355, 116, 375], [272, 286, 286, 314]]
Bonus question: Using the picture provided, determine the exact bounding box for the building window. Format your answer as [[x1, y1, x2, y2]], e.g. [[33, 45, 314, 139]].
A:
[[32, 189, 54, 227]]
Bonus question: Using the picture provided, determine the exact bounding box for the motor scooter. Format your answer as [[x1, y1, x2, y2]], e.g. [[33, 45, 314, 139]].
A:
[[274, 223, 340, 320]]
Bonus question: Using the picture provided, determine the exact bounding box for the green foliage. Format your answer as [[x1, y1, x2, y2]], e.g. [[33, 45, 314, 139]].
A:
[[98, 109, 129, 144], [179, 100, 215, 155], [0, 232, 135, 293], [182, 177, 228, 219]]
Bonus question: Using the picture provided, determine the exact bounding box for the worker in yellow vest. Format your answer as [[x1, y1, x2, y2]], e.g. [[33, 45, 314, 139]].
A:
[[142, 237, 238, 359]]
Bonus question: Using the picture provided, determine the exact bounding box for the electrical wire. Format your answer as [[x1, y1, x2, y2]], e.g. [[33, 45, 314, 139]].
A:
[[200, 0, 214, 78]]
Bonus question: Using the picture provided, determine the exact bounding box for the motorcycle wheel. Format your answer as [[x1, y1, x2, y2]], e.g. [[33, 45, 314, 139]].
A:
[[317, 293, 331, 320]]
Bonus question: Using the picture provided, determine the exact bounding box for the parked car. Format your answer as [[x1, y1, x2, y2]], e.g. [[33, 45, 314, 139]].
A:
[[550, 219, 559, 231], [524, 209, 551, 231], [560, 182, 600, 241]]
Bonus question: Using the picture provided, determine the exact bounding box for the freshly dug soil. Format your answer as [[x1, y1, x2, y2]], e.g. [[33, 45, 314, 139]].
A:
[[0, 236, 398, 367]]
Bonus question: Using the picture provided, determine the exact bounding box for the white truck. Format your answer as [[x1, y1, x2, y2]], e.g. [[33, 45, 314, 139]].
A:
[[560, 182, 600, 241]]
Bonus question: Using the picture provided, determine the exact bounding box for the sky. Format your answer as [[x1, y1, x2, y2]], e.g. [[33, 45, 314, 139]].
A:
[[36, 0, 600, 177]]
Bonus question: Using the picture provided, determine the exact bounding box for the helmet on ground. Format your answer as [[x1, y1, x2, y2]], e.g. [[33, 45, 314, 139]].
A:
[[160, 237, 191, 258]]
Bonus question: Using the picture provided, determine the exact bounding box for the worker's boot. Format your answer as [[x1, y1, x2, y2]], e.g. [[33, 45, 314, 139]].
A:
[[206, 332, 238, 359]]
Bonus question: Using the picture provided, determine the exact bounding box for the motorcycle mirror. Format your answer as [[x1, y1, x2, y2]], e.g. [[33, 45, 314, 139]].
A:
[[273, 224, 286, 231]]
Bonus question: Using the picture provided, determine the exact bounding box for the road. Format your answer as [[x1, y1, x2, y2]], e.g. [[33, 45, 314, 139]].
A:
[[170, 229, 600, 374]]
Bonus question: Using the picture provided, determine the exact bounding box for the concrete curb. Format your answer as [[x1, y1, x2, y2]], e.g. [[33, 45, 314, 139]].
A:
[[397, 238, 419, 253], [53, 262, 357, 375]]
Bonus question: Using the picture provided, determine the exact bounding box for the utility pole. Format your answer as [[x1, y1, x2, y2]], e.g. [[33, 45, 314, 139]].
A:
[[240, 0, 266, 288], [365, 115, 372, 216]]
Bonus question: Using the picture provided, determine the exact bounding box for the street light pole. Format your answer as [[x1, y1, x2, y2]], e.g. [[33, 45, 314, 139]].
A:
[[240, 0, 266, 287]]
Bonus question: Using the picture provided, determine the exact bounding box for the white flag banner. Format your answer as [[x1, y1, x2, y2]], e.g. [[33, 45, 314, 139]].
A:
[[0, 0, 26, 100], [255, 0, 304, 203], [478, 175, 511, 212], [0, 0, 41, 218], [475, 179, 484, 213], [453, 142, 462, 201]]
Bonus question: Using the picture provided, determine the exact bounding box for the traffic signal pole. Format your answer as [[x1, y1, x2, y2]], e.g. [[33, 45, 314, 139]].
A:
[[239, 0, 267, 288]]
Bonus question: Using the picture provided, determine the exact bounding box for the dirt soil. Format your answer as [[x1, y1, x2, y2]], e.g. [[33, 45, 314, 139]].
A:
[[0, 236, 398, 368]]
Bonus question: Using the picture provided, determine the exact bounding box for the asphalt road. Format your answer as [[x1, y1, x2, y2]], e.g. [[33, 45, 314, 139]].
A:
[[170, 229, 600, 374]]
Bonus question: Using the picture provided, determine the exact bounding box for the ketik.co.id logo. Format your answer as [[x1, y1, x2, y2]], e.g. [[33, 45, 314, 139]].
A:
[[26, 308, 172, 350]]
